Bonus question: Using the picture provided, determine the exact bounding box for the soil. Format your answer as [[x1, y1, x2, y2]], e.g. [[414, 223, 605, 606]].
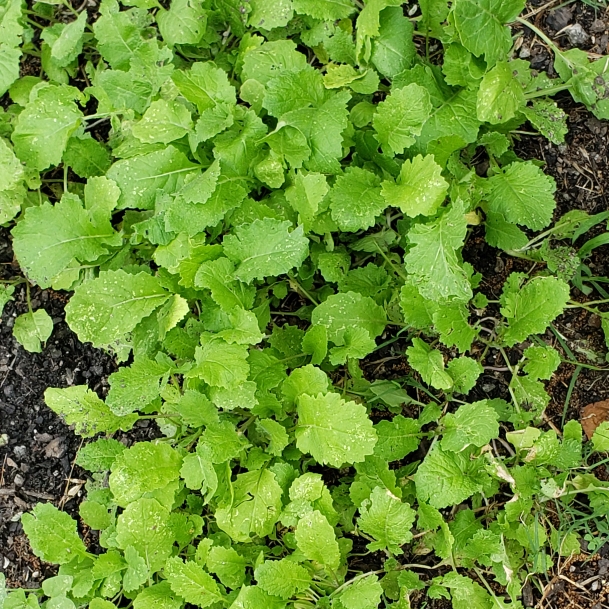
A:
[[2, 1, 609, 607]]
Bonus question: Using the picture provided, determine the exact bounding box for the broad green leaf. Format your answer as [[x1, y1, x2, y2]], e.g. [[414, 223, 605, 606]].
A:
[[285, 171, 328, 231], [66, 270, 169, 348], [21, 504, 87, 565], [106, 357, 171, 416], [264, 67, 326, 117], [241, 40, 308, 86], [328, 327, 376, 364], [381, 154, 448, 217], [195, 258, 255, 311], [215, 469, 283, 542], [442, 43, 485, 87], [0, 137, 23, 192], [107, 147, 197, 210], [116, 498, 175, 573], [45, 386, 137, 437], [414, 445, 484, 509], [133, 583, 181, 609], [12, 85, 83, 171], [229, 586, 286, 609], [328, 167, 386, 232], [500, 274, 570, 346], [0, 45, 21, 97], [46, 12, 87, 65], [254, 559, 312, 600], [441, 401, 499, 451], [109, 441, 182, 507], [132, 99, 193, 144], [334, 574, 383, 609], [406, 338, 453, 391], [358, 487, 416, 554], [63, 134, 112, 178], [295, 392, 377, 467], [180, 443, 218, 499], [123, 546, 149, 593], [484, 209, 528, 251], [523, 345, 561, 380], [257, 418, 289, 456], [12, 196, 117, 288], [446, 357, 483, 394], [13, 309, 53, 353], [224, 218, 309, 283], [453, 0, 525, 65], [404, 199, 471, 302], [295, 510, 340, 570], [433, 302, 477, 352], [282, 364, 330, 407], [76, 438, 126, 472], [173, 62, 236, 114], [164, 557, 223, 607], [522, 99, 568, 145], [486, 161, 556, 230], [477, 61, 525, 124], [249, 0, 293, 30], [311, 291, 386, 345], [373, 415, 420, 462], [207, 546, 246, 590], [157, 0, 207, 46], [591, 422, 609, 453], [292, 0, 354, 20], [188, 334, 249, 388], [371, 7, 415, 78], [373, 84, 431, 155], [439, 572, 494, 609]]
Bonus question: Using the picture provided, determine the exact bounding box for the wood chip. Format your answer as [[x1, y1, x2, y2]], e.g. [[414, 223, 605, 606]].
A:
[[581, 399, 609, 439]]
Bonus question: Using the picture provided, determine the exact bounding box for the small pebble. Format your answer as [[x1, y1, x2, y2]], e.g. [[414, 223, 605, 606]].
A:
[[13, 445, 26, 459], [13, 474, 24, 487], [591, 579, 600, 591], [566, 24, 590, 47]]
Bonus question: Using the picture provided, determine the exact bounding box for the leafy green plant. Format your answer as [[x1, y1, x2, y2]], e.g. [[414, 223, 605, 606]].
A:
[[2, 0, 609, 607]]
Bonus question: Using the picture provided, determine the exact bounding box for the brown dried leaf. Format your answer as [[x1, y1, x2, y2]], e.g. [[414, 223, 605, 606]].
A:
[[581, 400, 609, 440]]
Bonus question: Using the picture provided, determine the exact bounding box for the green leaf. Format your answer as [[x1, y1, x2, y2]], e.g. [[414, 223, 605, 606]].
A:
[[157, 0, 207, 46], [76, 438, 126, 472], [406, 338, 453, 391], [358, 487, 415, 554], [414, 445, 484, 509], [106, 357, 171, 416], [446, 357, 483, 394], [65, 270, 169, 349], [591, 422, 609, 453], [477, 61, 525, 124], [0, 45, 21, 98], [165, 557, 223, 607], [374, 416, 421, 461], [107, 147, 197, 210], [46, 12, 87, 65], [486, 161, 556, 230], [523, 345, 561, 380], [249, 0, 293, 30], [188, 334, 249, 388], [257, 418, 289, 456], [441, 401, 499, 451], [0, 137, 24, 192], [63, 134, 112, 178], [215, 469, 283, 542], [132, 99, 193, 144], [224, 218, 309, 283], [334, 574, 383, 609], [292, 0, 354, 20], [453, 0, 525, 65], [133, 582, 181, 609], [123, 546, 149, 593], [254, 560, 311, 601], [500, 274, 570, 346], [200, 420, 249, 463], [373, 84, 431, 155], [180, 443, 218, 499], [381, 154, 448, 218], [282, 364, 330, 407], [109, 441, 182, 507], [329, 167, 386, 232], [207, 546, 246, 590], [116, 498, 175, 573], [45, 386, 137, 437], [522, 99, 568, 145], [295, 510, 340, 570], [173, 62, 236, 114], [329, 327, 376, 364], [371, 7, 416, 78], [229, 586, 286, 609], [484, 209, 528, 251], [404, 199, 471, 302], [21, 504, 87, 565], [13, 309, 53, 353], [295, 392, 377, 467], [433, 303, 477, 353], [12, 85, 83, 171], [195, 257, 255, 311], [12, 195, 117, 288], [311, 291, 386, 345]]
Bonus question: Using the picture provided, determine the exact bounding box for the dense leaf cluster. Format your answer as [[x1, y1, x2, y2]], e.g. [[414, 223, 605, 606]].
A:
[[2, 0, 609, 607]]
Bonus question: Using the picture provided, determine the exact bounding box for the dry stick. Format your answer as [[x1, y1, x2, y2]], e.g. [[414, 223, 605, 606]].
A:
[[59, 437, 84, 510]]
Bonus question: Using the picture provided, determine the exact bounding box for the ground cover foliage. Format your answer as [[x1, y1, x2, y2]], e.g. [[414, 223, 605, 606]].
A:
[[2, 0, 609, 607]]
